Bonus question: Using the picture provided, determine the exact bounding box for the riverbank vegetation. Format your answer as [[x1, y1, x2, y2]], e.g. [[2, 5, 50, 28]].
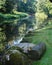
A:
[[0, 0, 52, 65]]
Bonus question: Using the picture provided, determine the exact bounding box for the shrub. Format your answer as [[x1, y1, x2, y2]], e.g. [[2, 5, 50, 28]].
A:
[[35, 12, 48, 27]]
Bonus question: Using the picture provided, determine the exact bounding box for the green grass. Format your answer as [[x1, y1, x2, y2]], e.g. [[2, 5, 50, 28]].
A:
[[23, 23, 52, 65], [32, 28, 52, 65]]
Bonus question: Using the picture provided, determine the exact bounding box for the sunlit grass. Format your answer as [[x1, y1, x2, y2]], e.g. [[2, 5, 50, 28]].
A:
[[32, 28, 52, 65], [23, 22, 52, 65], [25, 28, 52, 65]]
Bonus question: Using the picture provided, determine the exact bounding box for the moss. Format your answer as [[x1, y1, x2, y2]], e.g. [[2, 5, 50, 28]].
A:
[[5, 50, 32, 65]]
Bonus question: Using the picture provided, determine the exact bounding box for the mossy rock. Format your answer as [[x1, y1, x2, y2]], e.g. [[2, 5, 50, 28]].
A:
[[5, 50, 32, 65]]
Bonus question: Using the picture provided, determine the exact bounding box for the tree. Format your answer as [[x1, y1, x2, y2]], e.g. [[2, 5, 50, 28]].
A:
[[17, 0, 37, 13], [4, 0, 18, 13], [0, 0, 6, 9], [26, 0, 37, 13], [36, 0, 52, 16], [45, 0, 52, 16], [35, 0, 48, 28], [0, 0, 6, 13]]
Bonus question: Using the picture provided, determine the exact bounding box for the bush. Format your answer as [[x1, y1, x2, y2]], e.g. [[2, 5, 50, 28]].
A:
[[35, 12, 48, 27], [35, 12, 48, 22], [0, 44, 5, 53], [49, 10, 52, 16]]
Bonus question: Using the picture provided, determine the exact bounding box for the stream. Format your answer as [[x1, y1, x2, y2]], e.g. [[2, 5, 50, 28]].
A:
[[13, 17, 52, 46], [4, 15, 36, 48]]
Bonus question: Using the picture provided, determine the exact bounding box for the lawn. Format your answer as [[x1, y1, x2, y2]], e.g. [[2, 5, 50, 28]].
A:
[[32, 28, 52, 65], [23, 22, 52, 65]]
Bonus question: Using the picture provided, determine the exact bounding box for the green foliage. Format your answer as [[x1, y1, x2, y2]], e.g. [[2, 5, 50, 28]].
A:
[[0, 12, 29, 19], [0, 44, 5, 52], [35, 12, 47, 22], [22, 0, 27, 3], [0, 30, 6, 43], [36, 0, 52, 16], [0, 13, 19, 19], [4, 0, 18, 13], [49, 10, 52, 16], [35, 12, 48, 27], [0, 12, 29, 26], [13, 11, 29, 17], [17, 0, 37, 13], [36, 0, 46, 12], [0, 0, 52, 65], [45, 0, 52, 16], [0, 0, 37, 14], [35, 0, 52, 28], [0, 0, 6, 9]]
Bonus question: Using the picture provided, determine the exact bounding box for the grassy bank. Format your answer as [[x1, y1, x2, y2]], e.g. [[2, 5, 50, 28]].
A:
[[22, 22, 52, 65], [32, 28, 52, 65]]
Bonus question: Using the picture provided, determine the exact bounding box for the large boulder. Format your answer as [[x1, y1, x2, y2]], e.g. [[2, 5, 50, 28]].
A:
[[11, 42, 46, 61], [1, 43, 46, 65], [28, 43, 46, 60], [5, 50, 32, 65]]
